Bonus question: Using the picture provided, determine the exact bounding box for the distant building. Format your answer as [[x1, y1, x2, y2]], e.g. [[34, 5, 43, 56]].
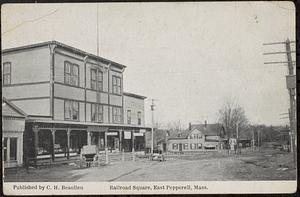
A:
[[167, 122, 225, 152], [2, 97, 27, 168], [2, 41, 150, 164]]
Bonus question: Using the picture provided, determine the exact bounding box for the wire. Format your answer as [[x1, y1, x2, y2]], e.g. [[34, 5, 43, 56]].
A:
[[2, 8, 60, 36]]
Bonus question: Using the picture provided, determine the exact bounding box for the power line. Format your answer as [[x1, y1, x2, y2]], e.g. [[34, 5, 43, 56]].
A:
[[263, 41, 296, 45], [2, 8, 60, 36]]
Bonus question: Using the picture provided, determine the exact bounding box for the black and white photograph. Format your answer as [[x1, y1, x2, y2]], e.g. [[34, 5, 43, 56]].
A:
[[2, 2, 297, 195]]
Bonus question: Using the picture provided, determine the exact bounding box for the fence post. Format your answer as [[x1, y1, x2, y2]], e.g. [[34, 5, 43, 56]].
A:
[[105, 148, 109, 165], [122, 149, 125, 162], [132, 148, 135, 162], [97, 153, 101, 167]]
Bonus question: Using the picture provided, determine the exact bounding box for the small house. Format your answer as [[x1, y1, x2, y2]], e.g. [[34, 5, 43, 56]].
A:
[[167, 122, 225, 152]]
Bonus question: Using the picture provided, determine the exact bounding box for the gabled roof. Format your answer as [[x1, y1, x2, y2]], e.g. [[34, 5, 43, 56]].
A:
[[2, 40, 126, 70], [168, 123, 223, 140], [2, 97, 27, 118]]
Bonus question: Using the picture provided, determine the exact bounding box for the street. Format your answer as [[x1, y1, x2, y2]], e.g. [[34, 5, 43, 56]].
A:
[[4, 148, 296, 182]]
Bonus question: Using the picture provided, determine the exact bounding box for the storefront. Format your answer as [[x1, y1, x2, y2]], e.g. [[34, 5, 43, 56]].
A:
[[2, 98, 26, 168], [22, 120, 150, 163]]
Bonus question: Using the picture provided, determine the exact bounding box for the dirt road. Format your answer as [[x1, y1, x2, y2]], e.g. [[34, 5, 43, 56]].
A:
[[4, 148, 296, 182]]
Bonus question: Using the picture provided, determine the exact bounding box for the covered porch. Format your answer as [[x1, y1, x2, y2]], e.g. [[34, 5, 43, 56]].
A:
[[23, 120, 150, 163]]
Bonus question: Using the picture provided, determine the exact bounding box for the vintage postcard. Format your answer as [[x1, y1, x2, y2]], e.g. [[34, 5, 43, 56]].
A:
[[1, 2, 297, 195]]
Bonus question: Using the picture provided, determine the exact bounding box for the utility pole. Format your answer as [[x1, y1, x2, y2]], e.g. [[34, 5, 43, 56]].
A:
[[285, 39, 296, 157], [252, 127, 255, 151], [263, 39, 296, 168], [96, 4, 99, 56], [151, 99, 155, 154], [236, 122, 239, 154], [258, 128, 260, 151]]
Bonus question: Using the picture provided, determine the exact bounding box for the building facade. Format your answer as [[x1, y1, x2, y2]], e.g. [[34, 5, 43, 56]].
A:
[[167, 123, 225, 152], [2, 41, 150, 163], [2, 97, 26, 168]]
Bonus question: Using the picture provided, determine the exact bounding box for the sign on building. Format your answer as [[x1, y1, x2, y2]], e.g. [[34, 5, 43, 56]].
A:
[[124, 131, 132, 139], [107, 132, 118, 136]]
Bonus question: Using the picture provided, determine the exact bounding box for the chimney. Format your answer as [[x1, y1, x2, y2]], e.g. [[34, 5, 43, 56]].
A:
[[189, 122, 192, 130], [204, 120, 207, 128]]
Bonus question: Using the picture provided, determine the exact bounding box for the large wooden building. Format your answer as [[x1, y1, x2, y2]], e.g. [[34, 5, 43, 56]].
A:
[[2, 41, 150, 164]]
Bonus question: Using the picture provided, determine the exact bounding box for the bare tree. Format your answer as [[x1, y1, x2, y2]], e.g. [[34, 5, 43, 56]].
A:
[[166, 120, 185, 133], [217, 98, 248, 138]]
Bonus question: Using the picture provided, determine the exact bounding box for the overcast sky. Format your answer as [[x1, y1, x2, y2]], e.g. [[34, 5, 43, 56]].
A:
[[2, 2, 295, 128]]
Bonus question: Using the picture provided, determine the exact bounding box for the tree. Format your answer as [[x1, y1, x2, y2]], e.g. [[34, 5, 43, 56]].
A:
[[217, 98, 248, 138], [166, 120, 185, 133]]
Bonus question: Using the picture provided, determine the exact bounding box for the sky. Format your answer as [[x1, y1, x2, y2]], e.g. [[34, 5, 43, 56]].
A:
[[1, 2, 295, 128]]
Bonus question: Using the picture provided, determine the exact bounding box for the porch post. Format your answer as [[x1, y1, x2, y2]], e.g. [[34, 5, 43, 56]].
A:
[[87, 131, 91, 146], [51, 129, 56, 161], [104, 131, 108, 149], [67, 129, 70, 159], [33, 125, 39, 161], [119, 130, 122, 151], [6, 138, 10, 163], [104, 131, 109, 164], [98, 132, 101, 150], [132, 130, 135, 152]]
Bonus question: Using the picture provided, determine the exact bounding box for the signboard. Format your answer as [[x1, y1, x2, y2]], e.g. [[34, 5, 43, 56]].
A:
[[205, 135, 219, 142], [133, 133, 144, 137], [124, 131, 132, 139], [87, 126, 108, 132], [107, 132, 118, 136], [286, 75, 296, 89]]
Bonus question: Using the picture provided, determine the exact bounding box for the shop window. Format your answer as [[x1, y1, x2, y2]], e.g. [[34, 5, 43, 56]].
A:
[[10, 138, 17, 161]]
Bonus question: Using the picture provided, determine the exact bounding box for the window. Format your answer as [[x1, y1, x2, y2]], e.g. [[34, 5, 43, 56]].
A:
[[197, 143, 202, 149], [137, 112, 141, 125], [190, 143, 197, 150], [172, 143, 178, 150], [64, 61, 79, 86], [91, 69, 103, 91], [183, 143, 189, 150], [127, 110, 131, 124], [64, 100, 79, 120], [91, 104, 103, 122], [2, 62, 11, 85], [112, 76, 121, 94], [3, 138, 8, 161], [10, 138, 17, 161], [112, 107, 122, 123]]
